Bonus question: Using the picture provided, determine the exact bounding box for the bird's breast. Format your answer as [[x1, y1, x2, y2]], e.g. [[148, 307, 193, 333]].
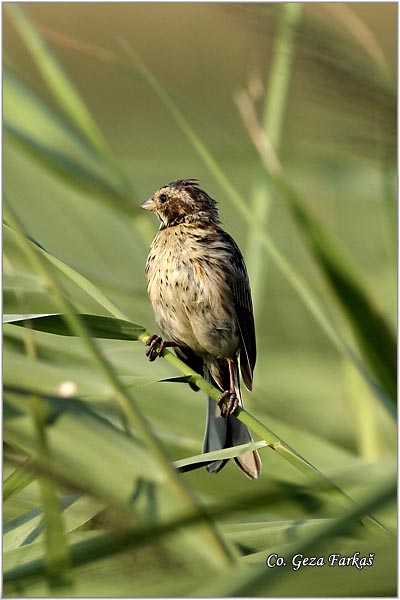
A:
[[146, 227, 239, 358]]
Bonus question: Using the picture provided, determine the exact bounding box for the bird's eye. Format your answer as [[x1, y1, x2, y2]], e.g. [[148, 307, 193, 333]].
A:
[[159, 193, 167, 203]]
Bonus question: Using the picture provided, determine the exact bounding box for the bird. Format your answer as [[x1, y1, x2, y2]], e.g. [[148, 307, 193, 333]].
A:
[[140, 179, 261, 479]]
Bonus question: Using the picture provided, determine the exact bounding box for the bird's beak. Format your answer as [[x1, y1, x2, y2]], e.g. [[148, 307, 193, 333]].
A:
[[140, 197, 156, 212]]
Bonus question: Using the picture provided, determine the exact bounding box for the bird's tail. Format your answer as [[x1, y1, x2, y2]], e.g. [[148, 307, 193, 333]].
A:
[[202, 364, 262, 479]]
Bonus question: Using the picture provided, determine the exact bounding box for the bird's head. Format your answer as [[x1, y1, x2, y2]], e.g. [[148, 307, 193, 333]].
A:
[[140, 179, 220, 228]]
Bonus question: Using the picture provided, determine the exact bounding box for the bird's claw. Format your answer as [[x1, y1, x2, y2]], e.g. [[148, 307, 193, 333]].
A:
[[145, 334, 178, 361], [145, 334, 165, 361], [218, 391, 239, 417]]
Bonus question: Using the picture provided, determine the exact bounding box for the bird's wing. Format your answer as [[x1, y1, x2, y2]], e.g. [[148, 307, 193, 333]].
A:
[[221, 232, 256, 390]]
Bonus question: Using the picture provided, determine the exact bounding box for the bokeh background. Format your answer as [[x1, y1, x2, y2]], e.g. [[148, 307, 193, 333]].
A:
[[3, 3, 397, 597]]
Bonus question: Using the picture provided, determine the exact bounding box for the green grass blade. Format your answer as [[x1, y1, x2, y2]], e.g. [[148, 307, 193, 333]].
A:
[[263, 4, 302, 149], [5, 313, 145, 341], [246, 4, 302, 318], [3, 459, 36, 502], [344, 360, 383, 460], [30, 393, 73, 592], [4, 494, 105, 553], [273, 175, 397, 403], [6, 4, 108, 157], [4, 505, 44, 553], [173, 441, 269, 470]]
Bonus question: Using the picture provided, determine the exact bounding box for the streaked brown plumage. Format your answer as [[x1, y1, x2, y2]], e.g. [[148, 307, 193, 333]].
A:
[[141, 179, 261, 479]]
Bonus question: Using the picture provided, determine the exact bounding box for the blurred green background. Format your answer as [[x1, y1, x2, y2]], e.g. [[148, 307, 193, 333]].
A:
[[3, 2, 397, 597]]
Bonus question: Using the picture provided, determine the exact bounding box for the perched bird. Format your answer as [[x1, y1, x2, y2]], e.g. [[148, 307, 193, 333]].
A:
[[141, 179, 261, 479]]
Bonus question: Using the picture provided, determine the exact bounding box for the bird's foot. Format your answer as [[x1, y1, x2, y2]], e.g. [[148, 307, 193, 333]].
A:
[[145, 334, 178, 361], [218, 390, 239, 417]]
